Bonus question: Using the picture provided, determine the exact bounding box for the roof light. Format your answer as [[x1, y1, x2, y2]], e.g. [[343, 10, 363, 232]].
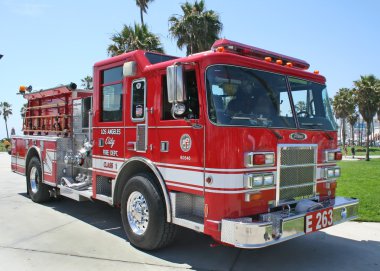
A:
[[314, 70, 320, 74], [216, 46, 225, 53], [211, 39, 310, 70], [19, 86, 26, 93], [264, 57, 272, 62], [286, 62, 293, 67], [276, 59, 283, 65]]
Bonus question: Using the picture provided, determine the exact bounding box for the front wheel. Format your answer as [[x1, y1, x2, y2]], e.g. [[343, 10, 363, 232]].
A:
[[121, 174, 177, 250], [26, 157, 50, 202]]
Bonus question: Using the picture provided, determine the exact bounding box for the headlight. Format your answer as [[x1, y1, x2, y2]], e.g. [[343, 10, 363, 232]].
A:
[[334, 168, 340, 177], [263, 174, 274, 186], [253, 175, 263, 186], [327, 152, 335, 161], [245, 173, 275, 188], [265, 153, 275, 164], [327, 169, 334, 178], [324, 167, 340, 179]]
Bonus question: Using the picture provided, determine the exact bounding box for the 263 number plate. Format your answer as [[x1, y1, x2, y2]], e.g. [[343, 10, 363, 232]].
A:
[[305, 207, 333, 234]]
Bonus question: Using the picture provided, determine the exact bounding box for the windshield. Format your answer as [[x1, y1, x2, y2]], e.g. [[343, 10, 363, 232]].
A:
[[206, 65, 337, 130], [289, 77, 337, 130]]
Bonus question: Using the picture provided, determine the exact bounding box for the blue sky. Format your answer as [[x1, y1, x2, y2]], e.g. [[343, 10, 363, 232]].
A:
[[1, 0, 379, 138]]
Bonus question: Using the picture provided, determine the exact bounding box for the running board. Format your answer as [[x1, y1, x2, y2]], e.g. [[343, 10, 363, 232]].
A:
[[170, 192, 204, 232], [58, 184, 93, 201]]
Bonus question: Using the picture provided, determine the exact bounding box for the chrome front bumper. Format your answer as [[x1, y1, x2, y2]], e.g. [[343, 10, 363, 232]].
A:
[[221, 197, 359, 249]]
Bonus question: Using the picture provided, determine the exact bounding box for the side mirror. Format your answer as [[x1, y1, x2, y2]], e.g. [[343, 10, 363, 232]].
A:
[[166, 64, 186, 103]]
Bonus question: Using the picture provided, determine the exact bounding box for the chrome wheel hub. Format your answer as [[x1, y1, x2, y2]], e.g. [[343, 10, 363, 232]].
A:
[[30, 167, 39, 194], [127, 191, 149, 235]]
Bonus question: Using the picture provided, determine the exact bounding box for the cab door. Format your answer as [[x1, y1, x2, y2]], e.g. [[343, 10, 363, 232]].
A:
[[92, 64, 125, 179], [155, 68, 205, 196]]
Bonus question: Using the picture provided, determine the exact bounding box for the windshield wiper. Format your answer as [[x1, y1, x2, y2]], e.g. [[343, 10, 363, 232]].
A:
[[231, 116, 252, 120], [301, 123, 323, 126]]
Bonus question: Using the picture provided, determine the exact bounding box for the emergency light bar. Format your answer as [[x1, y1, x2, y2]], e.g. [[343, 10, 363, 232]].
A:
[[212, 39, 310, 70]]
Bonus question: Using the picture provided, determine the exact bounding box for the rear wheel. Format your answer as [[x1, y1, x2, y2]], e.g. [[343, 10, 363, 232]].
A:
[[26, 157, 50, 202], [121, 173, 177, 250]]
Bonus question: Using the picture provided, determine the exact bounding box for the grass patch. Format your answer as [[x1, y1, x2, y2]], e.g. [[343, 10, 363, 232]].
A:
[[337, 159, 380, 222]]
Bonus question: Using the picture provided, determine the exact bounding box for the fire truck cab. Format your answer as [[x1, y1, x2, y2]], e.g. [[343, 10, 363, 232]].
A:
[[12, 39, 359, 250]]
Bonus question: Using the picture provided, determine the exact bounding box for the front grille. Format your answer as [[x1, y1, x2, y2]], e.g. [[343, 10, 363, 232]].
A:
[[278, 145, 317, 203]]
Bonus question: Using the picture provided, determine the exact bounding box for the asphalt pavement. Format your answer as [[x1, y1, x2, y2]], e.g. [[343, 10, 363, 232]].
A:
[[1, 152, 379, 271]]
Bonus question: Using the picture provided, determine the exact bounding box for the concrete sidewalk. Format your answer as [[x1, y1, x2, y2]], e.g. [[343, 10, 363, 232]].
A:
[[342, 155, 380, 161], [1, 152, 379, 271]]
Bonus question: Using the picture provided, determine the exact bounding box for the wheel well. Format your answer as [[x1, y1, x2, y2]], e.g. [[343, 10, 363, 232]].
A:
[[26, 147, 40, 173], [25, 147, 41, 195], [114, 160, 171, 221]]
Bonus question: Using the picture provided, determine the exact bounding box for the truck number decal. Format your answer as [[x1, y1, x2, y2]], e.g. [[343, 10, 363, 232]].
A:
[[305, 208, 333, 233]]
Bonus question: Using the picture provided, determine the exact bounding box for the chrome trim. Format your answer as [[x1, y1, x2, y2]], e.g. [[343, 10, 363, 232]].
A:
[[127, 191, 149, 235], [114, 156, 172, 222], [221, 197, 359, 248], [30, 167, 39, 193], [12, 135, 61, 141]]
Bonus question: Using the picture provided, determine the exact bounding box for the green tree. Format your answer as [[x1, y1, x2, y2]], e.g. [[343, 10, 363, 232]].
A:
[[135, 0, 154, 25], [0, 102, 13, 139], [107, 23, 164, 57], [347, 112, 359, 145], [353, 75, 380, 161], [169, 0, 222, 55], [20, 103, 27, 118], [81, 76, 93, 90], [332, 88, 356, 146]]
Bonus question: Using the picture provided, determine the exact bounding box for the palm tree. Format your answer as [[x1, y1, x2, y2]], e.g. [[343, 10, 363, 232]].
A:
[[135, 0, 154, 25], [169, 0, 222, 55], [353, 75, 380, 161], [81, 76, 93, 90], [107, 23, 164, 56], [0, 102, 13, 139], [20, 103, 27, 118], [332, 88, 355, 146], [347, 112, 359, 145]]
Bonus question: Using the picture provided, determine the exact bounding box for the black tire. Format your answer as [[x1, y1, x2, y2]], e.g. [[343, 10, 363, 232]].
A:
[[26, 157, 50, 202], [121, 173, 177, 250]]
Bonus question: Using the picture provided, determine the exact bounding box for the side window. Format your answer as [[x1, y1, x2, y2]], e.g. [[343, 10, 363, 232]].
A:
[[101, 66, 123, 122], [131, 79, 146, 121], [161, 70, 199, 120]]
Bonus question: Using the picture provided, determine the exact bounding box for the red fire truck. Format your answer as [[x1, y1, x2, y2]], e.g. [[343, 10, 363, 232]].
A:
[[11, 39, 359, 250]]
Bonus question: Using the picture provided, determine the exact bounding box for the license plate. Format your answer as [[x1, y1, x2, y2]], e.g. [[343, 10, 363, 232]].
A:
[[305, 207, 333, 234]]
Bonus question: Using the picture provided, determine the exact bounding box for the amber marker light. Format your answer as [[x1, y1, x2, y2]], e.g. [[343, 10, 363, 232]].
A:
[[264, 57, 272, 62], [314, 70, 320, 74], [19, 85, 26, 94], [286, 62, 293, 67], [276, 59, 283, 65], [216, 46, 225, 53]]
